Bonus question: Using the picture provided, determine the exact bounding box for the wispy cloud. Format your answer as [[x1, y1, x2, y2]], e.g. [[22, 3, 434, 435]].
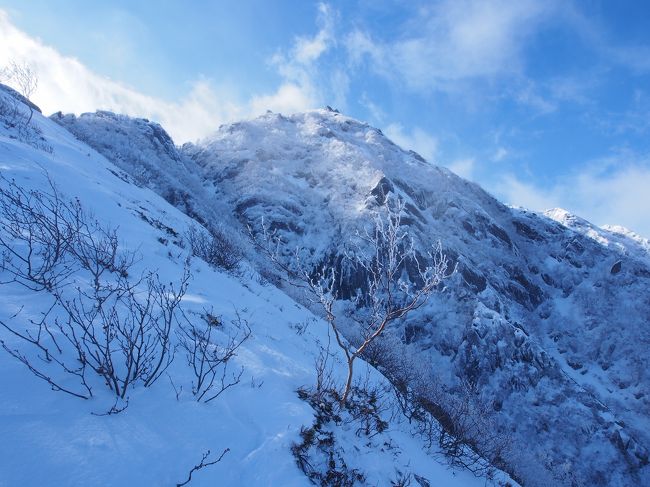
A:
[[384, 123, 439, 163], [0, 6, 337, 142], [560, 4, 650, 75], [0, 10, 246, 142], [589, 89, 650, 136], [347, 0, 556, 93], [447, 158, 476, 180], [492, 154, 650, 238], [491, 147, 509, 162], [609, 44, 650, 74], [260, 2, 341, 113], [358, 92, 386, 124], [292, 3, 336, 64], [249, 83, 314, 116], [513, 80, 557, 115]]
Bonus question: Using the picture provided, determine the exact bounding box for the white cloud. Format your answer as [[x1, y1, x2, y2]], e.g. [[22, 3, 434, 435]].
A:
[[260, 2, 339, 115], [0, 10, 247, 142], [293, 3, 335, 64], [250, 83, 315, 116], [608, 45, 650, 74], [347, 0, 555, 92], [346, 30, 383, 67], [492, 158, 650, 238], [514, 81, 557, 114], [359, 92, 386, 124], [0, 7, 334, 142], [492, 174, 557, 210], [447, 158, 476, 180], [384, 123, 439, 162], [491, 147, 509, 162]]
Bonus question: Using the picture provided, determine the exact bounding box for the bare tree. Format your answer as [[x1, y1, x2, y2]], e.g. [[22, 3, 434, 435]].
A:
[[5, 61, 38, 124], [252, 198, 451, 404], [177, 308, 251, 403], [185, 224, 242, 272], [0, 173, 79, 291], [0, 174, 184, 399]]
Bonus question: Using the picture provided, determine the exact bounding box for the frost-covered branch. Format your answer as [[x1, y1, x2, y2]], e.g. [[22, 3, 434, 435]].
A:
[[257, 197, 451, 404]]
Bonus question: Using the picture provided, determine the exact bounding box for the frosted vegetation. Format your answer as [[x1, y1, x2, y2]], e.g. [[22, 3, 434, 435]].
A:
[[1, 81, 649, 486]]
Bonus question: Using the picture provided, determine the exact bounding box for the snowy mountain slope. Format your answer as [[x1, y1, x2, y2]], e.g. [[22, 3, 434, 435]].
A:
[[52, 107, 650, 486], [546, 207, 650, 265], [48, 110, 236, 233], [0, 88, 517, 486], [180, 110, 649, 487]]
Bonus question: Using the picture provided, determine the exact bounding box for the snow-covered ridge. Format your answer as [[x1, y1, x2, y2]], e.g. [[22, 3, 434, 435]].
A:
[[546, 207, 650, 264], [1, 85, 519, 486], [50, 104, 650, 485]]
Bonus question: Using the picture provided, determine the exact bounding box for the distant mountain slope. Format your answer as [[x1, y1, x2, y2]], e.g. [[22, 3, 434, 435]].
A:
[[49, 110, 232, 230], [54, 108, 650, 486]]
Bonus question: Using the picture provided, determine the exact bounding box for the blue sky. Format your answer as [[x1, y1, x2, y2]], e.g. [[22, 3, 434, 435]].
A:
[[1, 0, 650, 237]]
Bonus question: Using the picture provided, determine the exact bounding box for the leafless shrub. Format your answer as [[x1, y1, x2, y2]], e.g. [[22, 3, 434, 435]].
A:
[[0, 88, 20, 124], [177, 308, 251, 403], [91, 396, 129, 416], [0, 174, 185, 399], [52, 268, 187, 398], [391, 471, 412, 487], [344, 384, 390, 439], [311, 345, 336, 404], [435, 383, 512, 477], [0, 173, 79, 291], [167, 372, 183, 400], [0, 300, 94, 398], [186, 224, 242, 272], [392, 375, 512, 478], [291, 418, 365, 487], [361, 334, 512, 478], [293, 383, 392, 486], [292, 392, 363, 486]]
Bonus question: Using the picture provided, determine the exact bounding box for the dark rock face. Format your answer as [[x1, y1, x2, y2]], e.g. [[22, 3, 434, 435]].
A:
[[459, 264, 487, 293], [513, 220, 545, 242], [370, 176, 394, 205]]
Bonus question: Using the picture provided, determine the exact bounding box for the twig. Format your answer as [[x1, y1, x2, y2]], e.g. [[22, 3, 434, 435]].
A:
[[176, 448, 230, 486]]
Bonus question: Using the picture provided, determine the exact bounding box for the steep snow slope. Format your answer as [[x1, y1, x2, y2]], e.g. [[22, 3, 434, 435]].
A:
[[54, 108, 650, 486], [0, 89, 515, 486], [546, 207, 650, 265]]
